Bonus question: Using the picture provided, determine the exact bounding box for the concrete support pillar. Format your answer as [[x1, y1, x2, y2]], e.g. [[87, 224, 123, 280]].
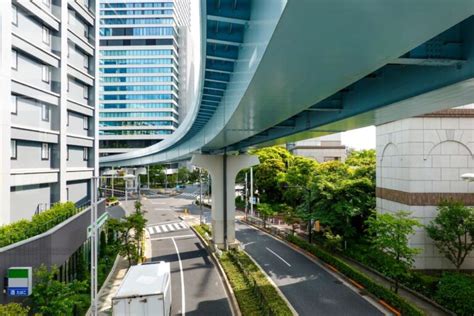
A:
[[191, 154, 259, 249]]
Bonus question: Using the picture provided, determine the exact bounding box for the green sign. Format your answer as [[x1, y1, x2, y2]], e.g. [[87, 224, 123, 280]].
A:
[[7, 267, 32, 296]]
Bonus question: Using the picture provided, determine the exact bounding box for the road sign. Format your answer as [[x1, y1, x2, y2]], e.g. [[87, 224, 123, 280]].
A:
[[7, 267, 32, 296]]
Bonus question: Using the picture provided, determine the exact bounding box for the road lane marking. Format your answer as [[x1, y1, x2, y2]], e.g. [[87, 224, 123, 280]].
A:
[[161, 225, 168, 232], [147, 227, 154, 234], [179, 222, 187, 229], [173, 223, 181, 230], [266, 247, 292, 267], [154, 226, 162, 233], [150, 234, 195, 241], [172, 237, 186, 315], [167, 224, 175, 231]]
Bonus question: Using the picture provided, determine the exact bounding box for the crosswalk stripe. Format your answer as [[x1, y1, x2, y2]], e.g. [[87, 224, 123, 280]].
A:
[[161, 225, 168, 232], [173, 223, 181, 230], [154, 225, 161, 233], [179, 222, 187, 229], [147, 227, 153, 234], [167, 224, 175, 231]]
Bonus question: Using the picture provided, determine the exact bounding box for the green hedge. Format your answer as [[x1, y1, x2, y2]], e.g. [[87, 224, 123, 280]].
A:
[[435, 273, 474, 316], [286, 235, 424, 316], [0, 202, 78, 247]]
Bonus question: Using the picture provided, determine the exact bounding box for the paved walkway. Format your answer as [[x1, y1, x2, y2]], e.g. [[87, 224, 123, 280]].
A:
[[96, 256, 129, 315]]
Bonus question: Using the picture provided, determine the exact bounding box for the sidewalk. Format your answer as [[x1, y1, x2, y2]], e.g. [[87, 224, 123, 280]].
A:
[[95, 256, 129, 315], [242, 215, 451, 316]]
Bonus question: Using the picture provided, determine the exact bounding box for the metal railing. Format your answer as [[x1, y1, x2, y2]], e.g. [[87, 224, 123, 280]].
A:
[[227, 250, 275, 316]]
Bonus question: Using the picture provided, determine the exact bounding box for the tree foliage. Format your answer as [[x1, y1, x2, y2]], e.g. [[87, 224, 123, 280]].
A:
[[426, 200, 474, 271], [31, 265, 87, 316], [0, 303, 30, 316], [257, 203, 277, 228], [108, 201, 147, 265], [367, 211, 422, 293]]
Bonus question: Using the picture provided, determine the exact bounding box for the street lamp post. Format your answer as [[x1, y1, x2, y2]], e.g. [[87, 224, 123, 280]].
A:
[[89, 176, 98, 316]]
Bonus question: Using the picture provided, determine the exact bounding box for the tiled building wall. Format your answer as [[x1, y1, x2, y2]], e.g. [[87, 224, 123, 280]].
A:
[[376, 108, 474, 269]]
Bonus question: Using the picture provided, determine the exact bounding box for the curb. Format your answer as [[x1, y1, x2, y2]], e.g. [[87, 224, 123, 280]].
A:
[[190, 225, 242, 316], [241, 219, 394, 316], [242, 248, 298, 316]]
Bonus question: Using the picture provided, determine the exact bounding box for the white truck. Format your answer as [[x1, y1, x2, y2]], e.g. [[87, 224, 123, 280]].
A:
[[112, 262, 172, 316]]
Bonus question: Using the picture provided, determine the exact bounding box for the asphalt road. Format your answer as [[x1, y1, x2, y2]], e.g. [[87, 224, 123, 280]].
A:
[[235, 221, 387, 316], [132, 193, 231, 315]]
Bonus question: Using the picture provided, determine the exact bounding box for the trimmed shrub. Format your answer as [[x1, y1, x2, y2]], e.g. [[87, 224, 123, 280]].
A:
[[435, 273, 474, 316], [286, 235, 424, 316], [0, 202, 78, 247]]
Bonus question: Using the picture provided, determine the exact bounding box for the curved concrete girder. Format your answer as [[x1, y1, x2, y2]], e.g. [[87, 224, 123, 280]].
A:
[[100, 1, 474, 167]]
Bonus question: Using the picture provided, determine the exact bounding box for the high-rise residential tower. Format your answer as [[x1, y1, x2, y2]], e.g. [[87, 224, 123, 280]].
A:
[[0, 0, 99, 225], [98, 0, 190, 157]]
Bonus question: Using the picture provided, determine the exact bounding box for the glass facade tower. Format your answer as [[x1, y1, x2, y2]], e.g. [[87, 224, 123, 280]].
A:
[[98, 0, 190, 156]]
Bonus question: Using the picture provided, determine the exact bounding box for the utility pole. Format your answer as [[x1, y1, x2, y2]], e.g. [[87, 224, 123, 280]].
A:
[[199, 168, 203, 224], [89, 177, 98, 315], [250, 166, 254, 216], [244, 172, 248, 219]]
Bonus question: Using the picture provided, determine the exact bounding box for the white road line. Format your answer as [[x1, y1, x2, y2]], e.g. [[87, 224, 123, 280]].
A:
[[150, 226, 156, 234], [172, 237, 186, 315], [150, 234, 195, 241], [147, 227, 154, 234], [154, 225, 162, 233], [161, 225, 168, 232], [266, 247, 292, 267], [179, 222, 187, 229], [167, 224, 175, 231], [173, 223, 181, 230]]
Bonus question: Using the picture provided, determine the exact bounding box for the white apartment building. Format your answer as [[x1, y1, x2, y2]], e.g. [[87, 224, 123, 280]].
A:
[[0, 0, 99, 225], [287, 134, 347, 162]]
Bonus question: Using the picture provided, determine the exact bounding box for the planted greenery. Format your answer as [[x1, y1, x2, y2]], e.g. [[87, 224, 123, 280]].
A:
[[0, 202, 78, 247], [194, 224, 292, 316], [0, 303, 30, 315], [434, 273, 474, 316], [286, 234, 424, 316]]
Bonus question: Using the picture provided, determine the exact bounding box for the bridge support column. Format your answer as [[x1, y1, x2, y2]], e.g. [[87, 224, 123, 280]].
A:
[[191, 154, 259, 250]]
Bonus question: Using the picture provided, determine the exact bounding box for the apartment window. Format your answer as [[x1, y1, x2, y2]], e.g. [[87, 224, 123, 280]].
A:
[[83, 86, 88, 99], [67, 45, 70, 58], [11, 140, 17, 159], [43, 0, 51, 8], [11, 50, 17, 70], [11, 95, 17, 114], [41, 143, 49, 160], [67, 112, 70, 126], [84, 55, 88, 69], [12, 5, 18, 26], [83, 116, 89, 130], [66, 147, 69, 161], [83, 0, 89, 9], [42, 65, 50, 83], [42, 26, 51, 46], [84, 26, 89, 39], [83, 147, 89, 161], [41, 103, 50, 122]]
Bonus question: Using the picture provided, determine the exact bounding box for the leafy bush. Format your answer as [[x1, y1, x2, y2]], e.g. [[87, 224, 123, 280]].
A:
[[286, 235, 424, 316], [435, 273, 474, 316], [0, 303, 30, 315], [0, 202, 78, 247]]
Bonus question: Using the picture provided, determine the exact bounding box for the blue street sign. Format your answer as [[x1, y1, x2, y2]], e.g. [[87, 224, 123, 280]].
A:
[[8, 287, 29, 296]]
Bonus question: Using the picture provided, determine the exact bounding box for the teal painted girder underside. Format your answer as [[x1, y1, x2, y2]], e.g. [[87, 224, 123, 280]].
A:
[[100, 0, 474, 167]]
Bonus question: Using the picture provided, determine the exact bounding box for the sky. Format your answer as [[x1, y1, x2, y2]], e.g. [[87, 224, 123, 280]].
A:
[[341, 126, 376, 150]]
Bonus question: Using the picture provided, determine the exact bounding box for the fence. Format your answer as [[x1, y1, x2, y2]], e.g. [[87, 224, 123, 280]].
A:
[[0, 200, 105, 304], [227, 250, 275, 316]]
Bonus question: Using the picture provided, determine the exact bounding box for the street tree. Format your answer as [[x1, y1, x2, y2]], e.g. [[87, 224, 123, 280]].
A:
[[280, 203, 299, 235], [367, 211, 422, 293], [426, 200, 474, 271], [258, 203, 277, 228], [251, 146, 293, 203], [31, 265, 87, 315]]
